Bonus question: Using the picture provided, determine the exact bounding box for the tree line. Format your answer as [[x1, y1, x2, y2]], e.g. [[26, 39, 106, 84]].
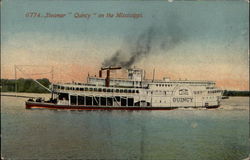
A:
[[0, 78, 249, 96], [223, 90, 249, 97], [0, 78, 51, 93]]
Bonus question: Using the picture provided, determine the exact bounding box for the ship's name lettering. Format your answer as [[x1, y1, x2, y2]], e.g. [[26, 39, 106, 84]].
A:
[[173, 98, 193, 103]]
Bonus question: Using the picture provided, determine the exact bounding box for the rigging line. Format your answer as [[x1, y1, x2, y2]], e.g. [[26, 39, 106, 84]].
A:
[[16, 67, 52, 92], [16, 67, 52, 76]]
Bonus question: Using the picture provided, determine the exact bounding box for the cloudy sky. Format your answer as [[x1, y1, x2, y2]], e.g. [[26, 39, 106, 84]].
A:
[[1, 0, 249, 90]]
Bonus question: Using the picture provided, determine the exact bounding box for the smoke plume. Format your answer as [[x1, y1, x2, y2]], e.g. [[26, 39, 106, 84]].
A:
[[102, 14, 186, 68]]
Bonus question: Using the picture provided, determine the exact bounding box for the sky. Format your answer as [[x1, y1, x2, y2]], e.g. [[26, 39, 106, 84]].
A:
[[1, 0, 249, 90]]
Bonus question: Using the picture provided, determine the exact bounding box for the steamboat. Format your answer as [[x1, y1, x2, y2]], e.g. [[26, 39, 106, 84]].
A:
[[26, 66, 223, 110]]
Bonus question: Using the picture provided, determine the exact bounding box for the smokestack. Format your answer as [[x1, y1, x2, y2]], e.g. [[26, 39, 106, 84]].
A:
[[99, 70, 102, 78], [105, 70, 110, 87], [152, 68, 155, 82]]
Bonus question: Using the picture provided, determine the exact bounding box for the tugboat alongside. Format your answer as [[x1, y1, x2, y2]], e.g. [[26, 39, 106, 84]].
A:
[[26, 66, 223, 110]]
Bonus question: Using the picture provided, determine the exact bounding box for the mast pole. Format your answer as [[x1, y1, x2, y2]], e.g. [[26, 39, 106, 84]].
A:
[[51, 66, 54, 100], [14, 65, 17, 96], [51, 66, 54, 83]]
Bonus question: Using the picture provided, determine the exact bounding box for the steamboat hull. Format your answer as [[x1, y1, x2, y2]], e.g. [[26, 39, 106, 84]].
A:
[[25, 101, 219, 110]]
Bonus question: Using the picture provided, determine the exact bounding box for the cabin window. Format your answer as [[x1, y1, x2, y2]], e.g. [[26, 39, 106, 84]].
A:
[[61, 86, 65, 90], [136, 90, 139, 93], [59, 93, 69, 100], [89, 88, 93, 91], [124, 90, 127, 93], [120, 90, 124, 93], [85, 88, 88, 91], [78, 96, 85, 105], [80, 88, 83, 91], [103, 88, 106, 92], [156, 84, 158, 87], [111, 89, 114, 92], [115, 89, 119, 93], [70, 95, 77, 105], [128, 90, 131, 93], [94, 88, 97, 91], [107, 89, 111, 92], [98, 88, 102, 92], [132, 90, 135, 93]]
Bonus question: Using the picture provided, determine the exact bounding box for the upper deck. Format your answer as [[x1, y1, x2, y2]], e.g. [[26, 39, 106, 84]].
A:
[[51, 67, 221, 97]]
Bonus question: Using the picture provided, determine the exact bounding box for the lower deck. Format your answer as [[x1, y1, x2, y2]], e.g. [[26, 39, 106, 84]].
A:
[[25, 101, 220, 110], [55, 92, 220, 108]]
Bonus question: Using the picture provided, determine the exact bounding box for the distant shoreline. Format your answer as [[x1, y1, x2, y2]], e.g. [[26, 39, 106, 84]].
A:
[[1, 78, 249, 96], [0, 78, 51, 93], [222, 90, 250, 97]]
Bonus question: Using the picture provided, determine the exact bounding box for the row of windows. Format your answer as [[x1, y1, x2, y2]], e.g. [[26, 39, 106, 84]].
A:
[[203, 96, 218, 99], [146, 91, 172, 95], [93, 78, 141, 84], [206, 87, 214, 89], [54, 85, 139, 94], [208, 90, 221, 94], [156, 84, 173, 87], [194, 91, 202, 94]]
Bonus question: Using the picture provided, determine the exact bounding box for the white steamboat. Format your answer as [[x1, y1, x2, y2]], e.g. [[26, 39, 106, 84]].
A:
[[26, 66, 222, 110]]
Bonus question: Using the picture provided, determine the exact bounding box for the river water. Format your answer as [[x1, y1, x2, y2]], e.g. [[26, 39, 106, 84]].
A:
[[1, 93, 249, 160]]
